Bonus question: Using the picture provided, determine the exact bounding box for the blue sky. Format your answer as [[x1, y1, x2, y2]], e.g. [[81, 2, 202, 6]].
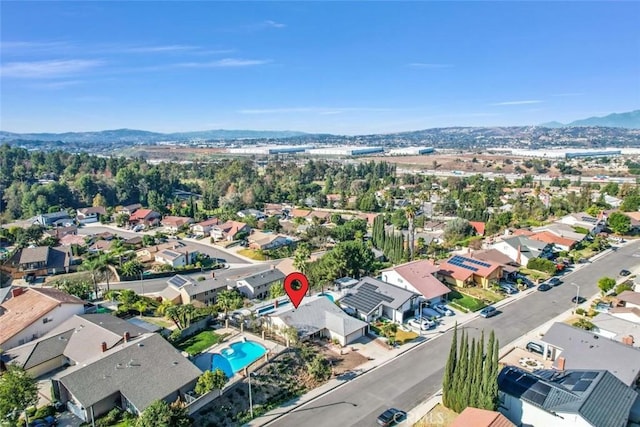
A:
[[1, 1, 639, 135]]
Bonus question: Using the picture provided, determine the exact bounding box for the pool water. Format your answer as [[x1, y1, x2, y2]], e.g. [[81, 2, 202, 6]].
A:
[[257, 300, 290, 315], [319, 293, 335, 302], [211, 340, 267, 378]]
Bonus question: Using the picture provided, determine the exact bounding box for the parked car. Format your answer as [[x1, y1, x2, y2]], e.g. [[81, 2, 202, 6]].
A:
[[479, 306, 498, 318], [526, 341, 550, 357], [377, 408, 407, 427], [29, 416, 57, 427], [548, 277, 562, 286], [594, 301, 612, 312], [619, 269, 631, 276], [571, 296, 587, 304], [537, 283, 552, 292], [408, 317, 436, 331], [433, 303, 455, 316], [499, 283, 518, 295], [419, 307, 443, 319]]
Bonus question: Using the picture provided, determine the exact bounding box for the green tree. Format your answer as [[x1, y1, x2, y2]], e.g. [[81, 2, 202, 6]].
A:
[[405, 205, 416, 260], [306, 354, 332, 382], [216, 289, 244, 317], [269, 281, 285, 299], [608, 211, 631, 235], [195, 368, 228, 396], [53, 278, 93, 300], [597, 276, 616, 295], [115, 213, 130, 227], [121, 259, 144, 277], [136, 400, 190, 427], [442, 323, 458, 409], [444, 218, 475, 244], [0, 365, 39, 424], [293, 242, 311, 274], [263, 215, 282, 232]]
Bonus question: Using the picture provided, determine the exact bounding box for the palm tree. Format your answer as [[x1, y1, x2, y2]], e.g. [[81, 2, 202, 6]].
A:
[[293, 243, 311, 274], [216, 290, 243, 318], [133, 299, 149, 316], [405, 204, 416, 261]]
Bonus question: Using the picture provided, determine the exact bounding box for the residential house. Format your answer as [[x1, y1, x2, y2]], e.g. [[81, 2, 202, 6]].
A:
[[276, 252, 322, 276], [159, 274, 230, 307], [540, 322, 640, 387], [263, 203, 285, 216], [307, 210, 331, 223], [289, 209, 311, 220], [533, 223, 587, 244], [190, 217, 220, 237], [592, 192, 623, 208], [44, 225, 78, 240], [154, 244, 199, 268], [469, 249, 520, 280], [1, 313, 148, 378], [491, 236, 553, 266], [469, 221, 486, 236], [450, 407, 515, 427], [123, 236, 143, 249], [116, 203, 142, 216], [497, 366, 638, 427], [54, 333, 201, 421], [557, 212, 606, 235], [528, 231, 577, 252], [266, 295, 368, 346], [339, 277, 419, 324], [87, 239, 114, 254], [610, 306, 640, 324], [437, 254, 502, 289], [76, 207, 107, 224], [357, 212, 380, 227], [210, 220, 250, 241], [161, 216, 194, 234], [34, 211, 72, 227], [380, 259, 451, 304], [234, 268, 285, 299], [128, 209, 161, 228], [591, 313, 640, 347], [0, 287, 85, 350], [616, 290, 640, 310], [8, 246, 72, 277], [248, 231, 293, 251], [237, 209, 266, 220]]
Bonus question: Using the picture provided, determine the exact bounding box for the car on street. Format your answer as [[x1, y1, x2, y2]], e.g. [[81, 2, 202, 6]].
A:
[[571, 296, 587, 304], [377, 408, 407, 427], [548, 277, 562, 286], [620, 269, 631, 276], [499, 283, 518, 294], [537, 283, 552, 292], [408, 317, 436, 331], [479, 306, 498, 318], [526, 341, 551, 357], [433, 303, 455, 316]]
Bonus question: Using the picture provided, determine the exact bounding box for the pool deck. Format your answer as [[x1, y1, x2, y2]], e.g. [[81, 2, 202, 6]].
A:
[[193, 328, 287, 373]]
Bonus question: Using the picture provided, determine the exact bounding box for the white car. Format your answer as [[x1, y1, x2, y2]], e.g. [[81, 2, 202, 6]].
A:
[[433, 303, 455, 316], [408, 317, 436, 331]]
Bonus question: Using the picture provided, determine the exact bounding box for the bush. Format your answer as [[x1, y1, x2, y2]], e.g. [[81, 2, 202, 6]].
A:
[[575, 308, 586, 316], [169, 329, 183, 343], [615, 282, 633, 295], [572, 318, 595, 331], [526, 258, 557, 274], [96, 408, 123, 427]]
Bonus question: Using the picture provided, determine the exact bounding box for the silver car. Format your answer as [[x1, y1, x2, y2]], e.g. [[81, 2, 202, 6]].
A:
[[408, 317, 436, 330], [433, 303, 455, 316]]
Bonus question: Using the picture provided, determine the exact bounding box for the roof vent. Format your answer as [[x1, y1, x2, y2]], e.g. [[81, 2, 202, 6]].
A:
[[172, 361, 179, 366]]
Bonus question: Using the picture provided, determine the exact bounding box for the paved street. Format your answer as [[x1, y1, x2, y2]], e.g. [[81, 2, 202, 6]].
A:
[[77, 224, 249, 265], [271, 241, 640, 427]]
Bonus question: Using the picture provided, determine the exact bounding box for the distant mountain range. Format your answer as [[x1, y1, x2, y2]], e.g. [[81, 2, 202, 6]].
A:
[[0, 128, 309, 144], [541, 110, 640, 129]]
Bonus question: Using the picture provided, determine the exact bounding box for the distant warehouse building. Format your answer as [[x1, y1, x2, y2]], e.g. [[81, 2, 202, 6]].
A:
[[227, 145, 311, 155], [388, 147, 435, 156], [564, 149, 622, 159], [306, 146, 384, 156], [510, 148, 622, 159]]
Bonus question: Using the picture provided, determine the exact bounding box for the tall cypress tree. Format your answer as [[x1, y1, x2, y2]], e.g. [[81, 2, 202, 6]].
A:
[[481, 331, 499, 410], [442, 323, 458, 409], [471, 330, 485, 408], [452, 330, 469, 413], [466, 337, 476, 408]]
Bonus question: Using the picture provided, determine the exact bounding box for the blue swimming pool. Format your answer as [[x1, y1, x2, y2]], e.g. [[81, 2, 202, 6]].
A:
[[319, 293, 335, 302], [211, 340, 267, 378]]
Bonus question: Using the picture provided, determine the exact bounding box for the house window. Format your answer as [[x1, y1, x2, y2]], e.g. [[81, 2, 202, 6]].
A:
[[43, 318, 50, 324]]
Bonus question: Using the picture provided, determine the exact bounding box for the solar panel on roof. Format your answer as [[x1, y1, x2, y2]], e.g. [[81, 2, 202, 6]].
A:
[[168, 276, 188, 288], [573, 380, 592, 392], [582, 372, 598, 380]]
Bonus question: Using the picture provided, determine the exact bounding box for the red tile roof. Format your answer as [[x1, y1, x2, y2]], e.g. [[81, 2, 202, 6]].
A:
[[291, 209, 312, 218], [385, 259, 451, 300], [529, 231, 577, 248], [196, 217, 220, 227], [129, 209, 157, 221], [451, 408, 515, 427], [469, 221, 486, 236], [161, 216, 193, 227]]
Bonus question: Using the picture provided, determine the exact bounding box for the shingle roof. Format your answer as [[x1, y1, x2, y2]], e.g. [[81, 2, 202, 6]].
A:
[[617, 290, 640, 306], [4, 329, 74, 370], [166, 274, 229, 296], [498, 366, 637, 427], [438, 254, 500, 281], [19, 246, 49, 264], [341, 276, 417, 313], [591, 313, 640, 347], [239, 269, 285, 289], [57, 333, 201, 411], [541, 322, 640, 386], [383, 260, 451, 300], [270, 295, 367, 339]]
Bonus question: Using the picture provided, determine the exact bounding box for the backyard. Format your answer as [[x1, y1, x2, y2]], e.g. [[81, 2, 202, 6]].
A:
[[176, 330, 229, 356], [447, 289, 486, 312]]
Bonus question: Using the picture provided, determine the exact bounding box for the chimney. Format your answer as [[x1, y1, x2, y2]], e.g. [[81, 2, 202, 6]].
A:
[[274, 299, 279, 308], [622, 335, 635, 346], [11, 287, 25, 298], [556, 356, 566, 371], [271, 264, 276, 270], [516, 245, 522, 265], [124, 331, 130, 343], [211, 272, 215, 278], [101, 342, 107, 352]]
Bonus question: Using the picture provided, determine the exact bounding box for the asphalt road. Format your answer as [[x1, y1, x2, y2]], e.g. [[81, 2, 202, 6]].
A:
[[77, 225, 249, 265], [273, 241, 640, 427]]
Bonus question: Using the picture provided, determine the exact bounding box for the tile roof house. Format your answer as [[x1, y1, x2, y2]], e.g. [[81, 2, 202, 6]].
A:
[[154, 244, 199, 268], [339, 276, 419, 324], [540, 322, 640, 387], [161, 216, 194, 233], [159, 274, 230, 307], [290, 209, 312, 219], [248, 231, 294, 251], [534, 223, 587, 244], [528, 231, 577, 252], [469, 221, 486, 236], [276, 252, 322, 276], [190, 217, 220, 236], [498, 366, 638, 427], [53, 333, 201, 422], [0, 287, 85, 350], [491, 235, 553, 266], [116, 203, 142, 216], [470, 248, 520, 279], [450, 407, 515, 427], [76, 206, 107, 224], [437, 254, 502, 289], [380, 259, 451, 304], [59, 234, 87, 247], [128, 209, 161, 227], [234, 268, 285, 300], [266, 295, 368, 346], [210, 220, 251, 241]]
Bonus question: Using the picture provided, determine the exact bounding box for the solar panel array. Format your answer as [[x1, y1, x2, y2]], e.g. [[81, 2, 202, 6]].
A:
[[448, 255, 492, 272], [168, 275, 188, 288], [557, 371, 599, 393], [581, 216, 598, 224]]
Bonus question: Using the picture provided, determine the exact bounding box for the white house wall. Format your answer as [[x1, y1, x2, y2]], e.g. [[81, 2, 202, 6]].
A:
[[500, 394, 592, 427]]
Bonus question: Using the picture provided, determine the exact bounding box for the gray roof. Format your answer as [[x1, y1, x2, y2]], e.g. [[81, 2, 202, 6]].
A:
[[270, 295, 367, 338], [39, 211, 71, 220], [499, 366, 637, 427], [19, 246, 49, 264], [591, 313, 640, 347], [4, 329, 74, 371], [340, 276, 417, 314], [542, 322, 640, 386], [0, 286, 12, 304], [501, 236, 548, 253], [166, 274, 229, 297], [239, 268, 285, 289], [58, 333, 201, 411]]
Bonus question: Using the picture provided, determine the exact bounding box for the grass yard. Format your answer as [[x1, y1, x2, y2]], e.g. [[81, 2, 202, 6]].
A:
[[448, 289, 486, 312], [413, 404, 458, 427], [395, 329, 419, 344], [237, 249, 268, 261], [176, 330, 227, 356], [518, 267, 550, 283], [140, 315, 175, 329], [461, 287, 504, 304]]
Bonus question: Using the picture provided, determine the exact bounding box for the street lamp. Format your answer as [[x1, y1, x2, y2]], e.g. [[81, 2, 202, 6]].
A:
[[571, 282, 580, 313]]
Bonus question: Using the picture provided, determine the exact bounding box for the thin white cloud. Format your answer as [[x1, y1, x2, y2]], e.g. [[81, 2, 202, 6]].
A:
[[0, 59, 104, 79], [175, 58, 271, 68], [407, 63, 453, 69], [490, 100, 543, 106], [264, 20, 286, 29], [118, 44, 200, 53]]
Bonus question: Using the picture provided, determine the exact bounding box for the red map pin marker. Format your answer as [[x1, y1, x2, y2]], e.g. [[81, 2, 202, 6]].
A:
[[283, 272, 309, 309]]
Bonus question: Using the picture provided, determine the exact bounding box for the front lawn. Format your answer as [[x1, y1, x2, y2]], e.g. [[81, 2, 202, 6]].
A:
[[237, 249, 268, 261], [460, 287, 504, 304], [176, 330, 227, 355], [448, 289, 486, 312], [395, 329, 419, 344]]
